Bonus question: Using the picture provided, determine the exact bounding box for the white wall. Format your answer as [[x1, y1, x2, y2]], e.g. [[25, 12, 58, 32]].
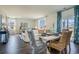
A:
[[46, 13, 57, 32]]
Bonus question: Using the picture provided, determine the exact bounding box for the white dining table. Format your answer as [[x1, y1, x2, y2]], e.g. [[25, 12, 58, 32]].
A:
[[40, 35, 60, 43]]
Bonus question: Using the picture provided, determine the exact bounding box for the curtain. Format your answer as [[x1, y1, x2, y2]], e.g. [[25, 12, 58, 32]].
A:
[[57, 11, 62, 32], [74, 6, 79, 44], [0, 15, 2, 42]]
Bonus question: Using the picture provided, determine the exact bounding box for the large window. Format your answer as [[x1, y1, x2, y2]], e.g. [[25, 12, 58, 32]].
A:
[[61, 16, 74, 41], [38, 17, 46, 29], [61, 17, 74, 30]]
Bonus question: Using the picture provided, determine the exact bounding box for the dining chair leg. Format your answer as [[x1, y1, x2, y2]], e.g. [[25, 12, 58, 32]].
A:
[[64, 47, 67, 54], [69, 43, 71, 54], [47, 48, 50, 54], [47, 47, 50, 51]]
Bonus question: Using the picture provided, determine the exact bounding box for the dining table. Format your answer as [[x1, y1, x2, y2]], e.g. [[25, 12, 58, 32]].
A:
[[39, 35, 61, 43]]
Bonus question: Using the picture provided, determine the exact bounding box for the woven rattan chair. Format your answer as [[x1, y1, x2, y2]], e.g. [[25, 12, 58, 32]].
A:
[[48, 31, 72, 54], [65, 31, 72, 54], [48, 31, 69, 54]]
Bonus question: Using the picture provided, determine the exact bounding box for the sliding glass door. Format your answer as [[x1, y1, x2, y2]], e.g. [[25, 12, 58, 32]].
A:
[[61, 17, 74, 41]]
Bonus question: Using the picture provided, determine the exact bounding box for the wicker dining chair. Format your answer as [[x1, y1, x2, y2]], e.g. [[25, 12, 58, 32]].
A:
[[49, 29, 69, 44], [48, 31, 69, 54], [65, 31, 72, 54]]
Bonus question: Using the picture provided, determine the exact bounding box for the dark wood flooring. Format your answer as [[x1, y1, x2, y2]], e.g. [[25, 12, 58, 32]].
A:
[[0, 35, 32, 54], [0, 34, 79, 54]]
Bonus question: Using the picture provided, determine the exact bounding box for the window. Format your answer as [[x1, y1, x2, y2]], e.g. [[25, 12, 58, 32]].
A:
[[38, 17, 46, 29], [61, 17, 74, 30], [8, 18, 16, 30]]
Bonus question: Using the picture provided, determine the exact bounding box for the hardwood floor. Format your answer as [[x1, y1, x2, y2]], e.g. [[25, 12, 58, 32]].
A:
[[0, 34, 79, 54], [0, 35, 32, 54], [70, 42, 79, 54]]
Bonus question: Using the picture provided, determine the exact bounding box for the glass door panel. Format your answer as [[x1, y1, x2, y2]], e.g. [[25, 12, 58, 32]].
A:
[[61, 17, 74, 41]]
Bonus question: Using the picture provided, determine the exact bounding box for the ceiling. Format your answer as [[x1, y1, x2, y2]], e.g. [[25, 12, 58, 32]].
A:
[[0, 5, 74, 19]]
